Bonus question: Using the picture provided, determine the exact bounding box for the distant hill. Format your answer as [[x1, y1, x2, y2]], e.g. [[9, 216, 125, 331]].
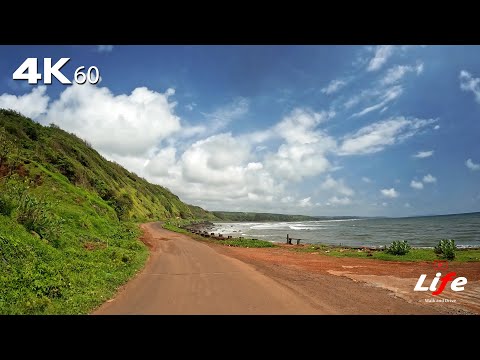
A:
[[213, 211, 360, 222]]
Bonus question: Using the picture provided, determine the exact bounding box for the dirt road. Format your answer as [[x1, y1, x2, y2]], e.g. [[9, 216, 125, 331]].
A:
[[94, 223, 479, 315], [95, 223, 319, 314]]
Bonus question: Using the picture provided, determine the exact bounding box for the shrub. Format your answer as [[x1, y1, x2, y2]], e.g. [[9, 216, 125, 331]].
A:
[[434, 239, 456, 260], [0, 196, 15, 216], [15, 193, 64, 245], [109, 192, 134, 220], [386, 240, 411, 255]]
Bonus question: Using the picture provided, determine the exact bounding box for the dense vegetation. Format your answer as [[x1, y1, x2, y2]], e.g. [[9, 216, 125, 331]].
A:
[[0, 109, 215, 314], [213, 211, 359, 222]]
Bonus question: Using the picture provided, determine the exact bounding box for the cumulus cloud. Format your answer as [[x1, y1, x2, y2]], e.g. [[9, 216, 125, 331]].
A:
[[367, 45, 395, 71], [410, 180, 424, 189], [320, 175, 354, 196], [381, 188, 398, 198], [0, 86, 49, 118], [38, 84, 181, 157], [299, 197, 313, 207], [265, 109, 336, 181], [0, 82, 442, 214], [321, 79, 347, 95], [328, 196, 352, 205], [459, 70, 480, 103], [423, 174, 436, 183], [179, 133, 250, 185], [338, 117, 437, 156], [466, 158, 480, 171], [97, 45, 114, 53], [413, 150, 434, 158], [144, 147, 177, 177]]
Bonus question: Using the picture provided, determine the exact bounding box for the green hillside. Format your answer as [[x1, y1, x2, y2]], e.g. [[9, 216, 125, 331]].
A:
[[0, 109, 215, 314]]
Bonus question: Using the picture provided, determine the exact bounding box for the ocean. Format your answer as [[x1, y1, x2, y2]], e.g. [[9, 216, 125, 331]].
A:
[[211, 212, 480, 248]]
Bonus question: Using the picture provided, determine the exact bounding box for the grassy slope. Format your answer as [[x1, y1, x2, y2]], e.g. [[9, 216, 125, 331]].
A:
[[0, 109, 215, 314]]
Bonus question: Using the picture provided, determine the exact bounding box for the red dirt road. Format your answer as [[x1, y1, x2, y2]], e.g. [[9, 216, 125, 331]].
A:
[[94, 223, 480, 315]]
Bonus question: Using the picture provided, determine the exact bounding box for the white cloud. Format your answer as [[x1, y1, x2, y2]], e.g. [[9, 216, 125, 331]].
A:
[[0, 80, 445, 215], [404, 202, 411, 208], [466, 158, 480, 171], [39, 84, 181, 157], [97, 45, 114, 53], [202, 97, 249, 131], [413, 150, 434, 158], [416, 62, 424, 74], [185, 102, 197, 111], [381, 188, 398, 198], [180, 133, 250, 185], [351, 85, 403, 117], [410, 180, 424, 189], [145, 147, 177, 177], [281, 196, 295, 204], [0, 86, 49, 118], [338, 117, 437, 155], [265, 109, 336, 181], [320, 175, 354, 196], [328, 196, 352, 205], [367, 45, 395, 71], [321, 79, 347, 95], [362, 176, 372, 183], [434, 125, 440, 130], [423, 174, 436, 183], [299, 197, 312, 207], [381, 62, 424, 85], [459, 70, 480, 103], [382, 202, 388, 207]]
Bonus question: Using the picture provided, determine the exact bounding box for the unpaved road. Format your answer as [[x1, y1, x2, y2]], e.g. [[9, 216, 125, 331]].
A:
[[94, 223, 479, 315], [95, 223, 318, 314]]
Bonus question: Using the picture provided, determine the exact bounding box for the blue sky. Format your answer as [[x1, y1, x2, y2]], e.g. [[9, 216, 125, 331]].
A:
[[0, 45, 479, 217]]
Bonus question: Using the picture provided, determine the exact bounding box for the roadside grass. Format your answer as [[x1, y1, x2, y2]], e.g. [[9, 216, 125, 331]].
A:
[[291, 244, 480, 262], [222, 238, 276, 248], [163, 223, 192, 235], [0, 215, 148, 314], [163, 223, 276, 248]]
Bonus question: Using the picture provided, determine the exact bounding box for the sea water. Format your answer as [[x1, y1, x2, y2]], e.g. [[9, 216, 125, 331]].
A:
[[211, 212, 480, 248]]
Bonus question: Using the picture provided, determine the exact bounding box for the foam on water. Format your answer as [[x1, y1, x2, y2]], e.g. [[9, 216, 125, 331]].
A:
[[211, 213, 480, 247]]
